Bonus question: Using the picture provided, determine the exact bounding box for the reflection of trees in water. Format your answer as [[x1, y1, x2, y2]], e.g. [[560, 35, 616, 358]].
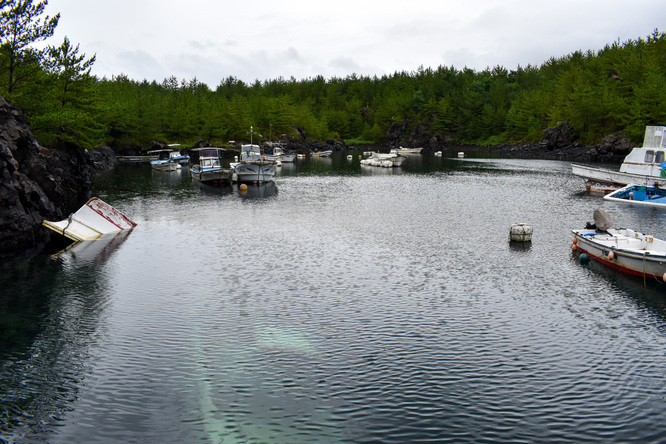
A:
[[0, 234, 129, 441]]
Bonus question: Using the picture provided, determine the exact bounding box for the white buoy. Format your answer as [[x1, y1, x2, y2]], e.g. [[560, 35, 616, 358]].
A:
[[509, 223, 533, 242], [458, 152, 465, 158]]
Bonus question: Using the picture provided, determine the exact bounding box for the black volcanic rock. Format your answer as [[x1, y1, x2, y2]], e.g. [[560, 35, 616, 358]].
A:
[[0, 97, 93, 253]]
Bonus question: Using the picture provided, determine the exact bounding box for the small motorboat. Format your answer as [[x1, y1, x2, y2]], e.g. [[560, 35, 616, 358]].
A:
[[263, 144, 296, 163], [603, 183, 666, 208], [190, 147, 232, 185], [43, 197, 137, 242], [148, 148, 187, 171], [150, 159, 181, 171], [230, 144, 277, 184], [571, 208, 666, 282], [360, 152, 407, 167], [390, 146, 423, 155]]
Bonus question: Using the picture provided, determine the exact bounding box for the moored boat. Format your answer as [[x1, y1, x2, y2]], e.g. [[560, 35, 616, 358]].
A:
[[390, 146, 423, 155], [150, 159, 181, 171], [571, 208, 666, 282], [263, 144, 296, 163], [166, 144, 190, 165], [571, 126, 666, 192], [360, 152, 407, 167], [190, 147, 231, 185], [42, 197, 137, 242], [148, 148, 184, 171], [603, 183, 666, 208], [231, 144, 277, 183], [117, 154, 158, 162], [311, 150, 332, 157]]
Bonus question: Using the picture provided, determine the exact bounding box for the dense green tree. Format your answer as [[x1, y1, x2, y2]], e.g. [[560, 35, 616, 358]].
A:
[[0, 0, 59, 97], [1, 16, 665, 151]]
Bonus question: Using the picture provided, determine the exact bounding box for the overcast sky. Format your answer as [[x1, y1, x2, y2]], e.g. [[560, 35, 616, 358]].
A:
[[42, 0, 664, 88]]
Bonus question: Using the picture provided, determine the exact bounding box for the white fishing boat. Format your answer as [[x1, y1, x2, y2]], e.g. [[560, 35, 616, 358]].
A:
[[190, 147, 232, 185], [360, 152, 407, 167], [263, 144, 296, 163], [117, 154, 158, 163], [571, 126, 666, 192], [390, 146, 423, 155], [166, 144, 190, 165], [231, 144, 277, 183], [42, 197, 137, 242], [571, 208, 666, 282], [150, 159, 181, 171], [148, 148, 183, 171], [311, 150, 332, 157]]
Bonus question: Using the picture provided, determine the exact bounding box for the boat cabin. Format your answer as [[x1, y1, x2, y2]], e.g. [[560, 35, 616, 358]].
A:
[[240, 144, 262, 161], [619, 126, 666, 176], [201, 157, 221, 169]]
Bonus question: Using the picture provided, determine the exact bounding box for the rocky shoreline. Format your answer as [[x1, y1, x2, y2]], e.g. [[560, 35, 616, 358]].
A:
[[0, 98, 94, 254], [1, 97, 631, 254]]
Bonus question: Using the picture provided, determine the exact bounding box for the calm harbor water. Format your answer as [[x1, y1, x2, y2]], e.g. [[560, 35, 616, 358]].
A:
[[2, 152, 666, 443]]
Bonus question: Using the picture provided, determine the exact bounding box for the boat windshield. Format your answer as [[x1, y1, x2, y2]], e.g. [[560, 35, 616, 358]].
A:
[[202, 159, 221, 168]]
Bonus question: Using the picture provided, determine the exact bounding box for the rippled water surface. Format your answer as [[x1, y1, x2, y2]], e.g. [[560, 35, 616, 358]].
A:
[[3, 153, 666, 443]]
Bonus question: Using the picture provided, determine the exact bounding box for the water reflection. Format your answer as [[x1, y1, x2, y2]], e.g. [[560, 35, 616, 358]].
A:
[[236, 181, 278, 199], [4, 153, 666, 442], [54, 230, 134, 268], [0, 229, 125, 440], [191, 181, 234, 196]]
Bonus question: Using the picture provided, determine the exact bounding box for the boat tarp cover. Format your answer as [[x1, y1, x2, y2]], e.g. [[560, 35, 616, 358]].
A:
[[593, 208, 613, 231]]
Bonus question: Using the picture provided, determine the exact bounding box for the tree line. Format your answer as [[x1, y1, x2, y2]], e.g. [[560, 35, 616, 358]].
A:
[[2, 1, 665, 150]]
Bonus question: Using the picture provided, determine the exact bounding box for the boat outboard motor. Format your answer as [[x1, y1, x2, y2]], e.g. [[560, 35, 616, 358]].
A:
[[592, 208, 613, 232]]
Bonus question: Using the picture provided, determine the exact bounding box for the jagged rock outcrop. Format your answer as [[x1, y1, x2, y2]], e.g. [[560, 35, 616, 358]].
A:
[[587, 131, 634, 162], [541, 121, 575, 150], [0, 97, 93, 253]]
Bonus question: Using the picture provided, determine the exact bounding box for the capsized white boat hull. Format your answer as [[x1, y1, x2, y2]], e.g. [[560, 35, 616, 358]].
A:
[[43, 197, 136, 242]]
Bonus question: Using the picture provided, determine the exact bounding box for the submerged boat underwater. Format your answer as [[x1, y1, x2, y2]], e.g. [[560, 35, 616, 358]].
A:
[[571, 208, 666, 282]]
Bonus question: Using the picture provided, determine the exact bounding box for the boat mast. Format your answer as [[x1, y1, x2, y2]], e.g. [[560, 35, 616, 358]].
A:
[[248, 126, 260, 183]]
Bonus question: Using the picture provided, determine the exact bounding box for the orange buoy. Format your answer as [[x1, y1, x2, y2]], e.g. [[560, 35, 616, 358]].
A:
[[572, 244, 577, 251], [240, 184, 248, 192], [663, 272, 666, 282], [572, 237, 578, 245]]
